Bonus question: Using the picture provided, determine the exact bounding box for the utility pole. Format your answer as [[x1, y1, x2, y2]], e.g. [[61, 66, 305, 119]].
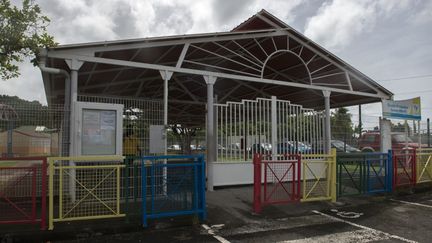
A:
[[428, 118, 430, 148], [358, 105, 362, 135]]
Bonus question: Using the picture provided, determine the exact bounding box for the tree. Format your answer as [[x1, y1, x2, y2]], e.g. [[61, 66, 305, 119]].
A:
[[0, 0, 56, 80], [331, 107, 353, 141], [169, 124, 199, 155]]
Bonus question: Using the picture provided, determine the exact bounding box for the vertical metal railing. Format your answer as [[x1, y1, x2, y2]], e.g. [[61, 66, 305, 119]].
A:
[[336, 152, 392, 198], [416, 148, 432, 183], [215, 97, 324, 162], [0, 157, 47, 229], [48, 156, 125, 230], [393, 149, 416, 188], [141, 155, 206, 227], [300, 149, 337, 202]]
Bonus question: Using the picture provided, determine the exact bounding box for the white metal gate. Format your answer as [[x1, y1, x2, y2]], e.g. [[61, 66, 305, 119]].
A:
[[215, 96, 325, 162]]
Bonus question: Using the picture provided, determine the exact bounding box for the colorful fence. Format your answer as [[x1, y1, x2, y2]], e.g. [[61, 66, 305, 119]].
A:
[[301, 150, 337, 202], [141, 155, 206, 227], [0, 157, 47, 229], [416, 148, 432, 184], [48, 156, 125, 230], [253, 149, 336, 213], [337, 152, 392, 197], [123, 156, 144, 220], [253, 154, 301, 214], [393, 150, 416, 188]]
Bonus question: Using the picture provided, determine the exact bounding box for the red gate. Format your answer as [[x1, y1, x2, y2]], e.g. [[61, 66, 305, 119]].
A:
[[393, 150, 416, 188], [0, 157, 47, 229], [253, 154, 300, 213]]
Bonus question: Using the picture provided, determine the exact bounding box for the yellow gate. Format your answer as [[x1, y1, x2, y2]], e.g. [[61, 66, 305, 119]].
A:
[[301, 149, 336, 202], [48, 156, 125, 230], [417, 148, 432, 183]]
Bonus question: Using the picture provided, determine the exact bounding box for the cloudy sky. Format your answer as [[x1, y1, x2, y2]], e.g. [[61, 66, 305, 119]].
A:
[[2, 0, 432, 130]]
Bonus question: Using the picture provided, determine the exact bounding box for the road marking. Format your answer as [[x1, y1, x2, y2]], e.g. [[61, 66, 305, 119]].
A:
[[279, 229, 389, 243], [222, 214, 335, 236], [331, 209, 364, 218], [390, 199, 432, 209], [312, 210, 417, 243], [202, 224, 230, 243]]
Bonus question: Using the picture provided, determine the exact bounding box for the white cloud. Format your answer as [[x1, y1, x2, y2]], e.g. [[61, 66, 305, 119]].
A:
[[1, 59, 47, 104], [2, 0, 432, 125], [304, 0, 412, 50]]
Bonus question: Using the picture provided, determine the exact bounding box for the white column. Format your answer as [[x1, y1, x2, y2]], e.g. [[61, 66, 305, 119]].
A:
[[204, 75, 217, 191], [271, 96, 277, 158], [65, 59, 83, 202], [380, 117, 392, 152], [159, 70, 173, 155], [65, 59, 83, 156], [323, 90, 331, 154]]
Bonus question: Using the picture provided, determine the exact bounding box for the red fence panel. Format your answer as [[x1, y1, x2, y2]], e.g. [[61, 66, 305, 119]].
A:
[[393, 150, 416, 188], [0, 157, 47, 229], [253, 154, 300, 214]]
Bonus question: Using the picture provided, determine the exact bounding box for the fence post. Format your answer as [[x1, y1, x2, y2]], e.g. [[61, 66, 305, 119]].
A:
[[392, 150, 397, 189], [41, 157, 47, 230], [427, 118, 430, 147], [331, 148, 337, 202], [48, 157, 54, 230], [141, 157, 147, 227], [297, 155, 301, 200], [361, 154, 366, 194], [253, 154, 262, 214], [124, 156, 130, 223], [200, 155, 207, 220], [387, 150, 393, 192], [413, 149, 417, 186], [337, 155, 341, 198]]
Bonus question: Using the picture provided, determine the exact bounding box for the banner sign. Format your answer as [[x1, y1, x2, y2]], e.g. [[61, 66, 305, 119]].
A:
[[382, 97, 421, 120]]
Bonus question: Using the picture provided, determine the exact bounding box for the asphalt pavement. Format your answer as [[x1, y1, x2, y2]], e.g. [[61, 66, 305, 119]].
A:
[[2, 185, 432, 242]]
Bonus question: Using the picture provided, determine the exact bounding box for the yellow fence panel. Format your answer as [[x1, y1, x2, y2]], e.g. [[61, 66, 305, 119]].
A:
[[417, 148, 432, 184], [300, 149, 336, 202], [48, 156, 125, 230]]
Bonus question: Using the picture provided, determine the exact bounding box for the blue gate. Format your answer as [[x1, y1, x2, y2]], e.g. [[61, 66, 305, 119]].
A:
[[365, 152, 392, 194], [141, 155, 206, 227], [337, 152, 392, 198]]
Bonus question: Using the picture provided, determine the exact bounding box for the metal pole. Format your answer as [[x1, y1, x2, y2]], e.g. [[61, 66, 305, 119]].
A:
[[205, 75, 217, 191], [214, 95, 218, 161], [323, 91, 331, 154], [427, 118, 430, 148], [70, 69, 78, 156], [358, 104, 362, 136], [159, 70, 173, 154], [418, 120, 421, 148], [66, 59, 83, 203], [7, 121, 13, 157], [164, 75, 168, 155], [271, 96, 277, 158], [404, 120, 409, 149]]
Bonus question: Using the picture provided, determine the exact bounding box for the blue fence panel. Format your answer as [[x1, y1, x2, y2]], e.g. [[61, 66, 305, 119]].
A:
[[141, 155, 206, 227], [337, 151, 392, 198], [365, 152, 391, 194]]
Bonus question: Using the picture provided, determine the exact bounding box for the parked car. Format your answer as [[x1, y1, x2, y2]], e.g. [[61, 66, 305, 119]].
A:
[[167, 144, 181, 151], [331, 140, 360, 153], [358, 131, 423, 152], [227, 143, 241, 153], [251, 143, 272, 154], [196, 144, 226, 152], [277, 141, 312, 154]]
